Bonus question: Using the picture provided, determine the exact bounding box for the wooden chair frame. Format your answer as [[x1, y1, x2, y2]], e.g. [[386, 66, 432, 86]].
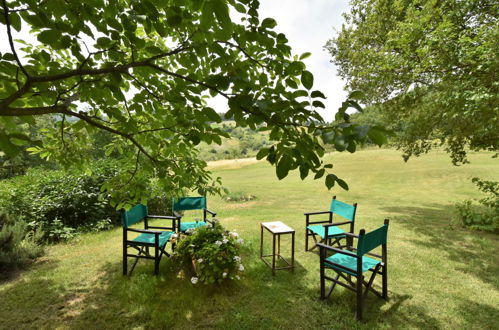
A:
[[122, 206, 179, 276], [318, 219, 389, 320], [305, 196, 357, 251], [172, 197, 217, 234]]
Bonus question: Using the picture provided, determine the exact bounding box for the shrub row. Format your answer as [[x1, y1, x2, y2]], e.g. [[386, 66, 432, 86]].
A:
[[0, 160, 173, 242]]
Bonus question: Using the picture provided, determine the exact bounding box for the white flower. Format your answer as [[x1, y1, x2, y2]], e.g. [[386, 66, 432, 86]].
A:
[[235, 275, 241, 280], [239, 264, 245, 272], [215, 240, 222, 246], [197, 258, 203, 263], [230, 232, 239, 238], [233, 256, 241, 262], [222, 238, 229, 244], [186, 228, 195, 234], [191, 277, 199, 284], [236, 238, 244, 245], [222, 272, 227, 278], [171, 233, 178, 238]]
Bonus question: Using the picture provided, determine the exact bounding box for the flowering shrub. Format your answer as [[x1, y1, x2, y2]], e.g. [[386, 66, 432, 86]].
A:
[[173, 222, 244, 284]]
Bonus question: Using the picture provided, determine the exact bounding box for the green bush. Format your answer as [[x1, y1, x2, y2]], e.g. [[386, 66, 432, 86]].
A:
[[0, 159, 177, 242], [455, 178, 499, 233], [0, 160, 121, 242], [173, 222, 244, 284], [0, 212, 44, 277]]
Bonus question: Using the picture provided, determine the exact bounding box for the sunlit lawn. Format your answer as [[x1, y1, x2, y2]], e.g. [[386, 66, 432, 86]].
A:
[[1, 148, 498, 329]]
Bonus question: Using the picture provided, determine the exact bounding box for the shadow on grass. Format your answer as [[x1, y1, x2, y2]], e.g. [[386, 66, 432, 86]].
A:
[[382, 204, 499, 290]]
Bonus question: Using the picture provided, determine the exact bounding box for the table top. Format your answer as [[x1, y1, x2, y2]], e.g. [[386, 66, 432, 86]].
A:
[[261, 221, 295, 234]]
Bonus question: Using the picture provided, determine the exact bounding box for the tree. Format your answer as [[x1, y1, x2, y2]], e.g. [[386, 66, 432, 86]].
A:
[[327, 0, 498, 164], [0, 0, 384, 207]]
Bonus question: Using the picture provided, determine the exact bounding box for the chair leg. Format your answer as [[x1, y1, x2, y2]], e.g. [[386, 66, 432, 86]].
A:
[[356, 275, 364, 321], [320, 263, 325, 299], [383, 263, 388, 300], [154, 246, 160, 275], [123, 246, 128, 276], [305, 229, 309, 252]]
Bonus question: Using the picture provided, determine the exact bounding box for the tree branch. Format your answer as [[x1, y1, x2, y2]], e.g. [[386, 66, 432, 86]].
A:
[[217, 40, 267, 68], [1, 0, 30, 78]]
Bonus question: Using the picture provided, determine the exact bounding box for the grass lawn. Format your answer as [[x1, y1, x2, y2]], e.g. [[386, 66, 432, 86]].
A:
[[1, 148, 498, 329]]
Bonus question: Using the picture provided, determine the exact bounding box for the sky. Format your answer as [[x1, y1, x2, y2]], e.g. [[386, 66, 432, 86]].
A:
[[212, 0, 351, 122], [1, 0, 350, 122]]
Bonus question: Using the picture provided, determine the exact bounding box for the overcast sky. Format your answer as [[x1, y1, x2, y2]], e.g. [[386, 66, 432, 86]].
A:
[[1, 0, 350, 122], [230, 0, 351, 122]]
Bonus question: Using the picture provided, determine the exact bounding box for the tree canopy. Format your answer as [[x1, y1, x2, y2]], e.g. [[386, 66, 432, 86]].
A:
[[327, 0, 498, 164], [0, 0, 385, 207]]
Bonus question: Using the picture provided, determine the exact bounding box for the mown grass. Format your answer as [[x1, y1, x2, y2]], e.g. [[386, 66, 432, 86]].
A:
[[1, 148, 498, 329]]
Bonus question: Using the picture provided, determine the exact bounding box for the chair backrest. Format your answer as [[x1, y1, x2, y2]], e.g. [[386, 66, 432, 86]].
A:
[[357, 221, 389, 256], [330, 197, 357, 221], [172, 196, 206, 212], [122, 204, 148, 228]]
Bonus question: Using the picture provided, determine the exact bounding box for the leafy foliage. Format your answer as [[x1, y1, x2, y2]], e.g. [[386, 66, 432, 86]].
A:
[[327, 0, 498, 164], [173, 222, 244, 284], [0, 0, 386, 204], [455, 178, 499, 233], [0, 211, 44, 277], [0, 161, 119, 241]]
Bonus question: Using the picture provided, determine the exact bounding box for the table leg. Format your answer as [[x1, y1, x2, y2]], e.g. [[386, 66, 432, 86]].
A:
[[260, 224, 263, 259], [277, 233, 280, 257], [291, 231, 295, 272], [272, 233, 276, 276]]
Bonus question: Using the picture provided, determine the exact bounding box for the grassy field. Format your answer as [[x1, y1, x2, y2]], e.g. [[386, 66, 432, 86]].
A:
[[1, 148, 498, 329]]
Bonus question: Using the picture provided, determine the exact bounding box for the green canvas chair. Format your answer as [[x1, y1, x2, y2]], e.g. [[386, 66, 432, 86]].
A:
[[318, 219, 389, 320], [122, 204, 178, 276], [305, 196, 357, 251], [172, 196, 217, 234]]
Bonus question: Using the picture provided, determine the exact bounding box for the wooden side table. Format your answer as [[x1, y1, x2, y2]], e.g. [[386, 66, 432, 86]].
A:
[[260, 221, 295, 275]]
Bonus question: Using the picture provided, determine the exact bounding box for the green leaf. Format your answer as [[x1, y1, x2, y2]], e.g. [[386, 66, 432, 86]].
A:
[[325, 174, 336, 190], [314, 168, 325, 179], [348, 90, 365, 100], [301, 71, 314, 90], [312, 100, 325, 108], [299, 52, 311, 60], [368, 127, 388, 147], [0, 132, 20, 158], [347, 100, 363, 113], [276, 155, 292, 180], [299, 165, 309, 180], [10, 12, 22, 32], [202, 107, 221, 123], [256, 148, 269, 160], [311, 90, 326, 99], [261, 18, 277, 29], [37, 29, 62, 46], [336, 178, 349, 191]]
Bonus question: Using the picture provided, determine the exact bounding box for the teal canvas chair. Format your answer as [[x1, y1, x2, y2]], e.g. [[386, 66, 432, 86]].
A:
[[122, 204, 178, 276], [318, 219, 389, 320], [305, 196, 357, 251], [172, 196, 217, 234]]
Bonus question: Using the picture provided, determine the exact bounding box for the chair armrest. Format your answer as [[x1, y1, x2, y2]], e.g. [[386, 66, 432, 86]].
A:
[[323, 221, 351, 227], [316, 243, 358, 258], [173, 211, 182, 218], [304, 211, 331, 216], [204, 208, 217, 216], [126, 227, 162, 235], [343, 232, 359, 238], [147, 215, 179, 219]]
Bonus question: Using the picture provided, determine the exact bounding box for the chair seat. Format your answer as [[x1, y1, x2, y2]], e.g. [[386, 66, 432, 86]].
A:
[[132, 231, 174, 247], [307, 224, 346, 239], [325, 253, 381, 276], [180, 221, 207, 232]]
